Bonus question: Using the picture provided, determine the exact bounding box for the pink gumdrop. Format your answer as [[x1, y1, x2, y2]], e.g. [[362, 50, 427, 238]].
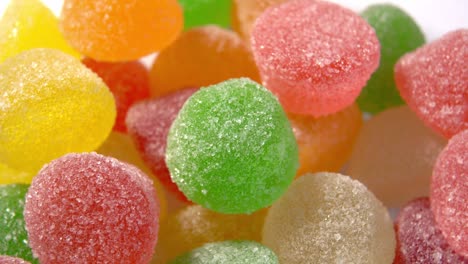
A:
[[431, 129, 468, 257], [251, 0, 380, 116], [395, 29, 468, 138], [126, 88, 198, 202], [394, 197, 467, 264], [24, 153, 159, 264], [0, 256, 31, 264]]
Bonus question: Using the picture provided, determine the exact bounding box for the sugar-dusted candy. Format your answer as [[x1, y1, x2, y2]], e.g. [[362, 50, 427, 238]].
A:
[[169, 240, 279, 264], [166, 78, 298, 213], [394, 197, 468, 263], [263, 172, 395, 263], [431, 130, 468, 257], [357, 4, 425, 114], [24, 153, 159, 264], [0, 49, 115, 174], [0, 0, 79, 64], [0, 256, 31, 264], [82, 58, 150, 133], [178, 0, 231, 29], [395, 29, 468, 138], [150, 26, 260, 98], [0, 164, 32, 185], [251, 0, 380, 116], [60, 0, 183, 61]]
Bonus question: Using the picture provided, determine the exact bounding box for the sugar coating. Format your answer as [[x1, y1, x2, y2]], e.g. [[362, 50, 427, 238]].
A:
[[126, 88, 198, 202], [166, 78, 299, 213], [394, 197, 468, 264], [152, 205, 267, 263], [179, 0, 231, 29], [150, 25, 260, 98], [262, 172, 396, 263], [290, 104, 362, 176], [0, 185, 37, 264], [431, 130, 468, 257], [82, 58, 150, 133], [0, 0, 79, 64], [347, 106, 447, 207], [0, 49, 115, 174], [0, 164, 32, 185], [24, 153, 159, 264], [395, 29, 468, 138], [251, 0, 380, 116], [0, 256, 31, 264], [169, 240, 279, 264], [358, 4, 425, 114], [60, 0, 183, 61]]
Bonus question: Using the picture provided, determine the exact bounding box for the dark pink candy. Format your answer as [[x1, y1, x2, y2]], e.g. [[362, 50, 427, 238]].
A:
[[0, 256, 31, 264]]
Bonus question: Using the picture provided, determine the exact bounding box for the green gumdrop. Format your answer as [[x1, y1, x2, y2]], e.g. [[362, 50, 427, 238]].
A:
[[170, 240, 279, 264], [0, 184, 38, 264], [166, 78, 298, 214], [358, 4, 425, 114], [178, 0, 231, 29]]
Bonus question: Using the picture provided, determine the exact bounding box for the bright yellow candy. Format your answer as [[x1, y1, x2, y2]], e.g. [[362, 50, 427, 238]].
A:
[[0, 0, 79, 63], [0, 163, 32, 184], [0, 48, 116, 174]]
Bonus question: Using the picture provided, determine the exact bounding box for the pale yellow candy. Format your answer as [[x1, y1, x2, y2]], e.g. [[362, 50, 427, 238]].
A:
[[0, 163, 32, 184]]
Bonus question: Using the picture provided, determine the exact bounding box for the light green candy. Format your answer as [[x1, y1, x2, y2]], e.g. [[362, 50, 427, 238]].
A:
[[178, 0, 231, 29]]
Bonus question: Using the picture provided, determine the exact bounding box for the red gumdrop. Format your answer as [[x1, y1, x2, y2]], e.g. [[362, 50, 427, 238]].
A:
[[431, 129, 468, 257], [251, 0, 380, 116], [24, 153, 159, 264], [126, 88, 198, 202], [394, 29, 468, 138], [0, 256, 31, 264], [82, 58, 151, 133], [394, 197, 467, 264]]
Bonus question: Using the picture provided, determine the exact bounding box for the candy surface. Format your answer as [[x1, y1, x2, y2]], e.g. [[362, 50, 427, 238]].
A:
[[0, 256, 31, 264], [24, 153, 159, 264], [0, 49, 115, 174], [0, 164, 32, 185], [395, 29, 468, 138], [251, 0, 380, 116], [178, 0, 231, 29]]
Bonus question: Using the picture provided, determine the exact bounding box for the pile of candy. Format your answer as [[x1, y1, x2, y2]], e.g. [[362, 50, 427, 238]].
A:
[[0, 0, 466, 263]]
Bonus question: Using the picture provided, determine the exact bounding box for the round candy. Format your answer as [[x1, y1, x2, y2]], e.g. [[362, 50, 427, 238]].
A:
[[169, 240, 279, 264], [395, 29, 468, 138], [82, 58, 151, 133], [0, 164, 32, 185], [394, 197, 468, 263], [24, 153, 159, 264], [150, 26, 260, 98], [431, 129, 468, 257], [166, 78, 299, 214], [0, 48, 115, 174], [357, 4, 425, 114], [178, 0, 231, 29], [262, 172, 395, 263], [0, 256, 31, 264], [60, 0, 183, 61], [251, 0, 380, 116]]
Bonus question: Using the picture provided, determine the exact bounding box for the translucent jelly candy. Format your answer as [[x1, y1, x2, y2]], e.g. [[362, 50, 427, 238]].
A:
[[395, 29, 468, 138], [24, 153, 159, 264], [347, 106, 447, 207], [0, 256, 31, 264], [166, 78, 298, 213], [178, 0, 231, 29], [60, 0, 183, 61], [251, 0, 380, 116], [0, 164, 32, 185], [262, 172, 395, 264], [0, 49, 115, 174], [169, 240, 279, 264], [431, 130, 468, 257], [82, 58, 150, 133], [290, 104, 362, 176], [394, 197, 468, 263], [152, 205, 267, 263], [150, 26, 260, 98], [126, 88, 198, 202], [0, 0, 79, 64], [357, 4, 425, 114], [0, 184, 37, 264]]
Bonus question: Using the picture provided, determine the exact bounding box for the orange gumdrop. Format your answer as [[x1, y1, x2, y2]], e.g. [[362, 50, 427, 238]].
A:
[[149, 25, 260, 97], [60, 0, 183, 61]]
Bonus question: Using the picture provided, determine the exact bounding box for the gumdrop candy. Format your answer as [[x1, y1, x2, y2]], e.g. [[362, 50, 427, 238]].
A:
[[0, 256, 31, 264], [0, 49, 115, 174], [0, 164, 32, 185], [178, 0, 231, 29], [166, 78, 298, 214], [395, 29, 468, 138], [60, 0, 183, 61], [24, 153, 159, 264], [251, 0, 380, 116]]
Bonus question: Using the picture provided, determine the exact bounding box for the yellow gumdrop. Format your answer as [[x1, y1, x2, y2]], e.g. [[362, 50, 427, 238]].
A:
[[0, 163, 33, 184], [0, 0, 79, 63], [0, 48, 116, 174]]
